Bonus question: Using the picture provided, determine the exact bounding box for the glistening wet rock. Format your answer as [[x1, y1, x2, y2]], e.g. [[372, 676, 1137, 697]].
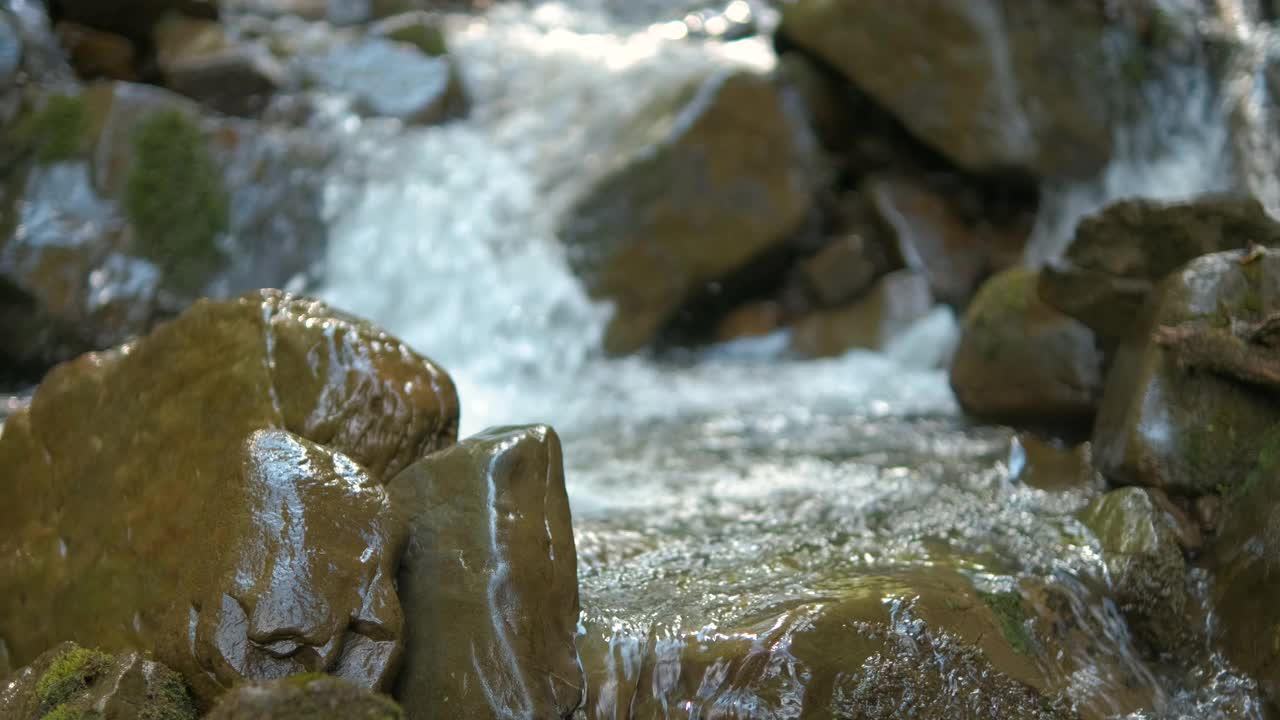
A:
[[1092, 249, 1280, 494], [950, 268, 1103, 427], [205, 674, 405, 719], [0, 290, 459, 707], [389, 425, 583, 719], [0, 642, 196, 720], [559, 69, 821, 355], [1039, 195, 1280, 355]]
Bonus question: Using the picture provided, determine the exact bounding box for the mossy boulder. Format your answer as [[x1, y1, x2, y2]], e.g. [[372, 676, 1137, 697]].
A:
[[559, 69, 821, 355], [205, 674, 403, 719], [0, 642, 196, 719], [1077, 488, 1201, 659], [388, 426, 583, 719], [1039, 195, 1280, 355], [950, 268, 1103, 427], [1092, 249, 1280, 494], [778, 0, 1193, 179], [0, 290, 459, 707], [1210, 426, 1280, 708]]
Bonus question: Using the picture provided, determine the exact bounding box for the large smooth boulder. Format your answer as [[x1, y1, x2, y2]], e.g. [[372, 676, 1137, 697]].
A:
[[0, 82, 333, 376], [1092, 249, 1280, 494], [559, 69, 821, 355], [0, 642, 196, 719], [0, 290, 459, 706], [389, 426, 583, 719], [950, 268, 1103, 426], [778, 0, 1193, 179], [205, 674, 404, 719], [1039, 195, 1280, 354]]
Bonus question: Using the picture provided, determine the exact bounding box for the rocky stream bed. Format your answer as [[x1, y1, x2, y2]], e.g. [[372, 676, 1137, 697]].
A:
[[7, 0, 1280, 718]]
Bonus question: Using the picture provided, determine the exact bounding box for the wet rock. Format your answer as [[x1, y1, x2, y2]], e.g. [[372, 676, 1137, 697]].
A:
[[1039, 195, 1280, 354], [302, 37, 466, 125], [1092, 249, 1280, 494], [1078, 488, 1200, 659], [50, 0, 218, 43], [1211, 427, 1280, 707], [0, 290, 459, 707], [205, 674, 404, 719], [791, 234, 884, 310], [789, 270, 933, 358], [950, 268, 1103, 426], [0, 642, 196, 719], [1008, 435, 1103, 493], [369, 11, 448, 57], [868, 176, 991, 307], [714, 300, 782, 343], [54, 22, 138, 81], [578, 568, 1071, 719], [560, 69, 821, 355], [155, 15, 283, 116], [0, 82, 333, 374], [389, 426, 582, 719], [778, 0, 1180, 179]]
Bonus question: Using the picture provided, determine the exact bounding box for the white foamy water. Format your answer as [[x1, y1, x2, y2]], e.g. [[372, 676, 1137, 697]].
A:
[[318, 1, 959, 436]]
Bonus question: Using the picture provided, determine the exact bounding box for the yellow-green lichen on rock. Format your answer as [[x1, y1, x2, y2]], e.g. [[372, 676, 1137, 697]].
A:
[[0, 290, 459, 708], [0, 642, 196, 720], [123, 108, 230, 295], [9, 95, 92, 164]]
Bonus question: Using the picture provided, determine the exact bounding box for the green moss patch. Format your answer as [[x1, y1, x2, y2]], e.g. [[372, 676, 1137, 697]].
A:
[[123, 109, 230, 295], [34, 646, 111, 715], [11, 95, 91, 164], [979, 590, 1034, 656]]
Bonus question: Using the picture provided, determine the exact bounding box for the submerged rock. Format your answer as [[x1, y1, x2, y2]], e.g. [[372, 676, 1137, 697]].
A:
[[389, 425, 583, 719], [950, 268, 1103, 427], [0, 290, 459, 706], [1078, 488, 1201, 659], [1039, 195, 1280, 354], [1093, 249, 1280, 494], [789, 270, 934, 358], [778, 0, 1182, 179], [0, 642, 196, 719], [579, 568, 1071, 719], [559, 69, 821, 355], [205, 674, 404, 719]]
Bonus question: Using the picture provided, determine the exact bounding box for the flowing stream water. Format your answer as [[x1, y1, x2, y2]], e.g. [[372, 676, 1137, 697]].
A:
[[316, 1, 1278, 716]]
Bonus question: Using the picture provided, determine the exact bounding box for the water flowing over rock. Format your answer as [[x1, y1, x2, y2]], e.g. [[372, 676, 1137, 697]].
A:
[[205, 674, 405, 719], [301, 36, 467, 126], [1039, 194, 1280, 354], [559, 68, 821, 355], [0, 290, 459, 707], [1211, 427, 1280, 709], [1078, 488, 1202, 660], [0, 642, 197, 719], [1093, 249, 1280, 494], [950, 268, 1103, 427], [777, 0, 1172, 180], [389, 425, 582, 720]]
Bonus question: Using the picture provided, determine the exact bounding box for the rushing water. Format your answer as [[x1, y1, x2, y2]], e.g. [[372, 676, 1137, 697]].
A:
[[315, 1, 1272, 716]]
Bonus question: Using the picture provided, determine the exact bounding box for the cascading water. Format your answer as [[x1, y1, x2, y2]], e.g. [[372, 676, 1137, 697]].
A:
[[317, 1, 1271, 716]]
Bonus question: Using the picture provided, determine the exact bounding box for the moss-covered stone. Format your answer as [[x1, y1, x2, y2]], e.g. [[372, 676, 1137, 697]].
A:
[[949, 268, 1103, 427], [979, 590, 1034, 656], [1077, 488, 1201, 659], [123, 109, 229, 295], [1092, 249, 1280, 494], [11, 95, 91, 164], [205, 674, 404, 720], [0, 642, 196, 720]]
